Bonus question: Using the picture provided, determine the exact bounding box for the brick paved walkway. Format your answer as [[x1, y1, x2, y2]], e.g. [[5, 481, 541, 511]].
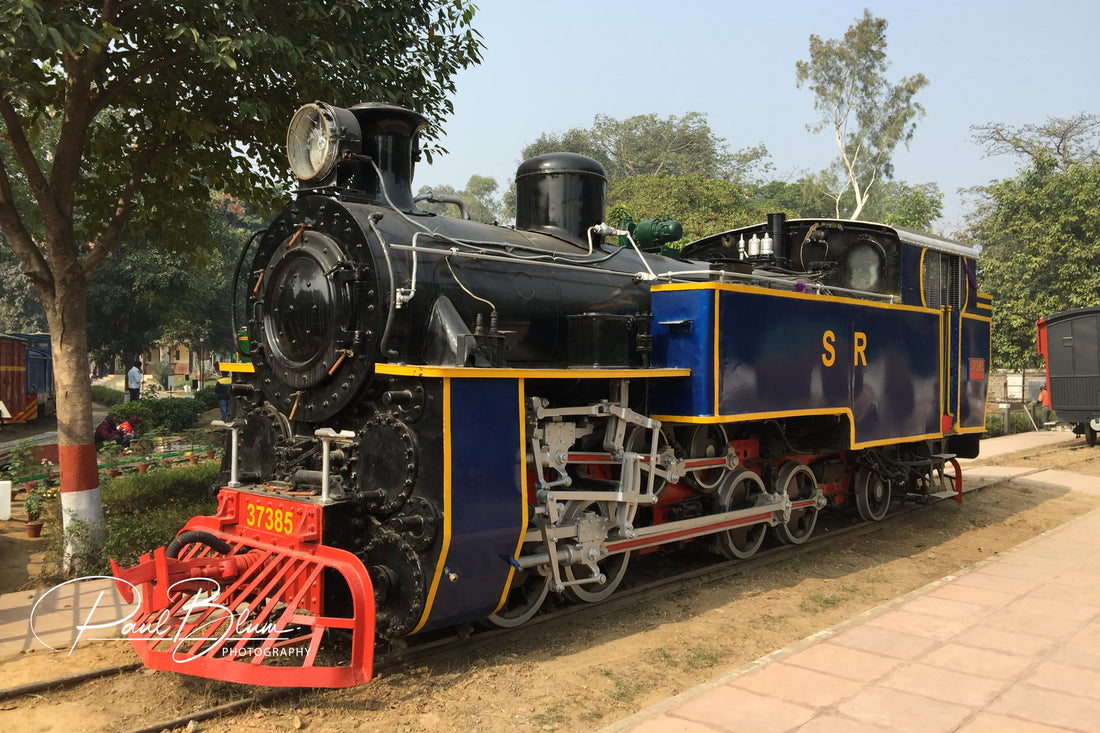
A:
[[602, 457, 1100, 733]]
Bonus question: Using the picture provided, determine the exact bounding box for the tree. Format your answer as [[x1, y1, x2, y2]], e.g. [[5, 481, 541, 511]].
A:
[[970, 112, 1100, 171], [415, 183, 461, 216], [416, 175, 503, 223], [507, 112, 771, 223], [967, 157, 1100, 368], [862, 180, 943, 230], [522, 127, 610, 174], [0, 244, 47, 332], [521, 112, 770, 186], [750, 176, 841, 220], [748, 176, 942, 230], [608, 174, 777, 244], [795, 10, 929, 220], [463, 174, 502, 224], [87, 193, 254, 368], [0, 1, 483, 561]]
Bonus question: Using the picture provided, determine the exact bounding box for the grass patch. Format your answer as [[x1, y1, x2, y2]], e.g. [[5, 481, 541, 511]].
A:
[[602, 668, 646, 703], [800, 591, 845, 612], [91, 384, 125, 407], [683, 645, 723, 670], [531, 703, 567, 728]]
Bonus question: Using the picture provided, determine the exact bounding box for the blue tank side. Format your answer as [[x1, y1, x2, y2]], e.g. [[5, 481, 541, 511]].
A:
[[421, 377, 525, 630], [650, 288, 716, 417]]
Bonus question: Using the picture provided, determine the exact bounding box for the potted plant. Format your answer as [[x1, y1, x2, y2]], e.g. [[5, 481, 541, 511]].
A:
[[3, 438, 37, 487], [23, 486, 45, 538]]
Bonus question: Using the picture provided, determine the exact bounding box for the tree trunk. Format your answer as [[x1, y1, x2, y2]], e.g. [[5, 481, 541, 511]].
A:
[[40, 261, 103, 563]]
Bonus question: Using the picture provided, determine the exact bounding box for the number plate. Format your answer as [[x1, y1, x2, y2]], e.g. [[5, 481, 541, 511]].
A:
[[235, 493, 320, 543]]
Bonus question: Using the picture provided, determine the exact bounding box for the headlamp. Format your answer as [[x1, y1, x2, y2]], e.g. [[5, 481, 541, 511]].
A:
[[286, 103, 361, 183]]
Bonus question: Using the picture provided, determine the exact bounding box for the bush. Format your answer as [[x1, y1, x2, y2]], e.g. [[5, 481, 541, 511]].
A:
[[91, 385, 125, 407], [153, 360, 173, 390], [985, 414, 1004, 437], [1010, 412, 1033, 435], [38, 463, 221, 579], [193, 385, 219, 413], [122, 396, 207, 434]]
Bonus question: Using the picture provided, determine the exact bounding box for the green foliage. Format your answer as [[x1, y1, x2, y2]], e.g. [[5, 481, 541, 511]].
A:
[[41, 464, 220, 577], [521, 112, 771, 186], [985, 414, 1004, 437], [795, 10, 929, 219], [971, 113, 1100, 171], [88, 194, 262, 366], [743, 173, 943, 229], [2, 438, 37, 480], [192, 386, 219, 413], [751, 177, 841, 219], [23, 485, 47, 521], [1010, 412, 1032, 435], [969, 158, 1100, 367], [0, 2, 485, 244], [416, 175, 503, 224], [0, 247, 47, 332], [608, 174, 779, 243], [878, 182, 944, 230], [90, 385, 125, 407], [123, 396, 208, 434], [153, 360, 174, 390]]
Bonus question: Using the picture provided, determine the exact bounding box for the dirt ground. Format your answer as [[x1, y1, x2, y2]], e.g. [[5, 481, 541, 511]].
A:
[[2, 437, 1100, 733]]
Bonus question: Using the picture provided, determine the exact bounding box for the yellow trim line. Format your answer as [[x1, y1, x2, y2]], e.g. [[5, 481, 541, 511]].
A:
[[376, 364, 690, 379]]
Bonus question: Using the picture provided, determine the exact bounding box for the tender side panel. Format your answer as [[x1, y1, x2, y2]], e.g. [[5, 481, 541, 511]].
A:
[[716, 288, 941, 444], [652, 284, 942, 447], [418, 376, 526, 631], [959, 314, 992, 431]]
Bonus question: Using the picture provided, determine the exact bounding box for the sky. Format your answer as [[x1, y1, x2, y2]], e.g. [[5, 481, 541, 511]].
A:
[[415, 0, 1100, 235]]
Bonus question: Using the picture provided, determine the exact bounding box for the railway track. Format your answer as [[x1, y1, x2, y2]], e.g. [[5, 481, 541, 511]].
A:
[[2, 465, 1047, 732]]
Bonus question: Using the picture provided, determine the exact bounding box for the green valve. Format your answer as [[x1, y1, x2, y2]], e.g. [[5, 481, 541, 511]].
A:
[[619, 215, 684, 258], [237, 327, 251, 360]]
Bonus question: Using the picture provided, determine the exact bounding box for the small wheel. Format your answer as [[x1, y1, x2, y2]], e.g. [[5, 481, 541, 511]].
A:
[[1087, 419, 1099, 447], [773, 463, 818, 545], [715, 469, 768, 559], [854, 467, 891, 522], [486, 555, 550, 628], [687, 424, 730, 491], [560, 501, 630, 603]]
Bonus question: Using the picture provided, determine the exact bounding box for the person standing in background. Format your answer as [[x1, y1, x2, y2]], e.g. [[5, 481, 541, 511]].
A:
[[1039, 384, 1052, 429], [127, 359, 143, 402], [215, 376, 231, 421]]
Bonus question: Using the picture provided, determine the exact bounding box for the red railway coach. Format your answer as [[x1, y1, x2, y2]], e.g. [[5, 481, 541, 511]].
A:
[[0, 333, 54, 424]]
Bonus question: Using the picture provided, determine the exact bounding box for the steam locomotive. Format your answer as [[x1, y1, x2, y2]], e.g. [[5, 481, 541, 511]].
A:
[[111, 102, 991, 688]]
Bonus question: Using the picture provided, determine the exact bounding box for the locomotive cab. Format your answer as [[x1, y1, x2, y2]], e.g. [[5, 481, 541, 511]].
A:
[[681, 215, 903, 298]]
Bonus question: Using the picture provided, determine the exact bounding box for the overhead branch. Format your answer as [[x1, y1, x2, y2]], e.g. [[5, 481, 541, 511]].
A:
[[0, 156, 53, 287], [0, 92, 67, 233], [91, 51, 196, 116], [81, 142, 165, 276]]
